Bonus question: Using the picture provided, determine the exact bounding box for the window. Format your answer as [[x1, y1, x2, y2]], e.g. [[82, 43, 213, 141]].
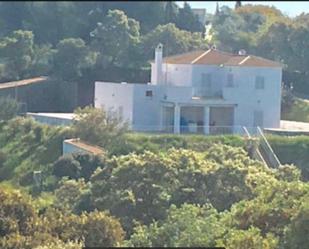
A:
[[226, 73, 234, 87], [253, 110, 264, 127], [255, 76, 265, 89], [145, 90, 153, 97], [199, 73, 212, 96]]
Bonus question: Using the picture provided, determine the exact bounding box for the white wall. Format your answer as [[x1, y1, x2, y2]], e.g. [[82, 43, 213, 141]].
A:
[[132, 84, 164, 131], [94, 82, 134, 126], [222, 66, 282, 128], [151, 62, 193, 86], [191, 65, 225, 96]]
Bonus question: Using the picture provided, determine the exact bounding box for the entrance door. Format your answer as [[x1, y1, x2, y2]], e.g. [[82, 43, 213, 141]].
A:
[[209, 107, 234, 134]]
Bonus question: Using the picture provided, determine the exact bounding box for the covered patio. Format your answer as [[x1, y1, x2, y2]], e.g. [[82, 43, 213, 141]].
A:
[[161, 102, 235, 135]]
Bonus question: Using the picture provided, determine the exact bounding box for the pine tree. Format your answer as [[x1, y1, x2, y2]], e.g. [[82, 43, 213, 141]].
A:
[[235, 1, 242, 9], [164, 2, 178, 24]]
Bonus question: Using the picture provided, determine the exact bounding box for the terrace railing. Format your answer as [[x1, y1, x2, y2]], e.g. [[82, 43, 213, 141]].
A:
[[131, 125, 251, 136], [130, 125, 281, 169], [256, 126, 281, 168]]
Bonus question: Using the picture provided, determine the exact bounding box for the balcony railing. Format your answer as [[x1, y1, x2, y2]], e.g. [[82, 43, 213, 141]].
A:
[[131, 125, 256, 136]]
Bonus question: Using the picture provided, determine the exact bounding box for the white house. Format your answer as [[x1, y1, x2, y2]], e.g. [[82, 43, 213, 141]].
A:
[[94, 45, 282, 134]]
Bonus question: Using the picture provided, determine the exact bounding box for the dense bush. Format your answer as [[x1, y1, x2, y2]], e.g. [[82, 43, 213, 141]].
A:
[[87, 145, 267, 234], [268, 135, 309, 181], [0, 187, 125, 248], [281, 197, 309, 249], [73, 106, 128, 149], [53, 154, 81, 179], [110, 133, 246, 155], [52, 152, 106, 181], [127, 204, 279, 249], [0, 97, 20, 121]]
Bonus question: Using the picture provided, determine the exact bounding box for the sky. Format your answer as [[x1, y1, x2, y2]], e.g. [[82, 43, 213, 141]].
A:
[[176, 1, 308, 17]]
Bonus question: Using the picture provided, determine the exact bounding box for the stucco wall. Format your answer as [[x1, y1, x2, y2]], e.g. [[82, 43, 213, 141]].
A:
[[95, 63, 282, 131], [222, 66, 282, 128], [132, 84, 163, 131], [162, 63, 192, 87], [94, 82, 134, 125], [63, 140, 89, 155]]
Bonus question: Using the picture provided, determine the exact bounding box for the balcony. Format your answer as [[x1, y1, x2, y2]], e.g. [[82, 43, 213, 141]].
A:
[[192, 87, 223, 99]]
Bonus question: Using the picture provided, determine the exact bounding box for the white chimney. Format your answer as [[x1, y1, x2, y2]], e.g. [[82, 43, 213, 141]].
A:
[[151, 43, 163, 85]]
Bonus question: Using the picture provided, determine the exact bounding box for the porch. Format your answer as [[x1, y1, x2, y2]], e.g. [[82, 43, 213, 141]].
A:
[[161, 103, 235, 135]]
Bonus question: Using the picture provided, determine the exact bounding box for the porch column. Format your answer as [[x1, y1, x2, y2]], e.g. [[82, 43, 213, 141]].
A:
[[204, 106, 210, 134], [174, 104, 180, 134]]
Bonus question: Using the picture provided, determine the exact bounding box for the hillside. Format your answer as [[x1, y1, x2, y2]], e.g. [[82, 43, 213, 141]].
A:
[[0, 115, 309, 248]]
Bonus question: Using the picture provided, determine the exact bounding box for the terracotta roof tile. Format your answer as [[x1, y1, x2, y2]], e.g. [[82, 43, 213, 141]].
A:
[[161, 49, 282, 68], [65, 139, 105, 155], [0, 77, 48, 90], [162, 50, 205, 64], [193, 49, 233, 65]]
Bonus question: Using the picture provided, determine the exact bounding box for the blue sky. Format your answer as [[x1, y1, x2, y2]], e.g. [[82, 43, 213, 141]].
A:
[[176, 1, 308, 17]]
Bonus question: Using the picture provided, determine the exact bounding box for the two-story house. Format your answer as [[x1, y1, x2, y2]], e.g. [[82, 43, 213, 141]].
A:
[[94, 44, 282, 134]]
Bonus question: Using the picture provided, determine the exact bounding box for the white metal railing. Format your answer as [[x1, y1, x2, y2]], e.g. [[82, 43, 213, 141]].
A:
[[129, 125, 281, 168], [243, 126, 267, 165], [129, 125, 273, 137], [256, 126, 281, 168], [130, 125, 254, 136]]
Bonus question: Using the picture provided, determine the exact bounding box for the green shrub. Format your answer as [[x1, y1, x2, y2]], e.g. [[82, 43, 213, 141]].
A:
[[53, 154, 81, 179], [0, 97, 20, 121], [282, 197, 309, 249], [110, 133, 246, 155], [267, 135, 309, 181]]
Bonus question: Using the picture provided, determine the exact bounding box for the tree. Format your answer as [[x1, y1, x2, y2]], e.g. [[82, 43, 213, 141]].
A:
[[30, 43, 55, 76], [53, 154, 81, 179], [42, 208, 124, 247], [164, 2, 178, 24], [282, 199, 309, 249], [127, 204, 226, 247], [235, 1, 242, 9], [54, 178, 88, 211], [34, 240, 84, 249], [89, 146, 260, 233], [0, 30, 34, 81], [216, 227, 278, 249], [176, 2, 203, 32], [0, 97, 20, 121], [101, 2, 166, 33], [81, 210, 124, 247], [141, 23, 207, 61], [73, 106, 128, 150], [90, 9, 140, 68], [53, 38, 96, 81]]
